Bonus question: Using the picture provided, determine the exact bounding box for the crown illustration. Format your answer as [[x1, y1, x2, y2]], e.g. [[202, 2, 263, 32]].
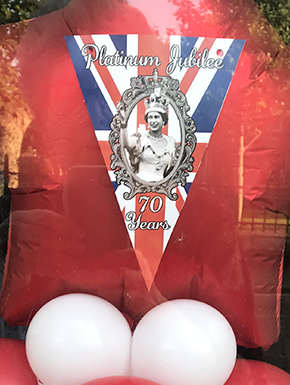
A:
[[144, 89, 169, 115]]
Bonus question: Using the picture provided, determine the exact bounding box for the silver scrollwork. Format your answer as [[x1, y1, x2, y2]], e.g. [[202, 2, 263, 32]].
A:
[[109, 68, 197, 201]]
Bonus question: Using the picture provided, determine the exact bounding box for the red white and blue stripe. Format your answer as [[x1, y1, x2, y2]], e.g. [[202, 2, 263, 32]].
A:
[[65, 34, 244, 289]]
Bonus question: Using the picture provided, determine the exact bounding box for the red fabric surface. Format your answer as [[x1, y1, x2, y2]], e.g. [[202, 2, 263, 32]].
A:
[[83, 377, 161, 385], [0, 338, 37, 384], [0, 0, 290, 350], [225, 359, 290, 384]]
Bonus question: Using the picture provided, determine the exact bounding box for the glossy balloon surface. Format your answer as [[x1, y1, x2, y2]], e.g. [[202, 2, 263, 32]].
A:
[[26, 294, 132, 385], [225, 359, 290, 385], [131, 299, 237, 385], [82, 376, 161, 385]]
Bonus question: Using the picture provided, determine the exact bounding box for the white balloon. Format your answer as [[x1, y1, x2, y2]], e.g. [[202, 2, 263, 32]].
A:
[[26, 294, 132, 385], [131, 299, 236, 385]]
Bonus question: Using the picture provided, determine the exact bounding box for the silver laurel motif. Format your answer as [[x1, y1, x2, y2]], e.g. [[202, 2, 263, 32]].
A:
[[109, 68, 197, 201]]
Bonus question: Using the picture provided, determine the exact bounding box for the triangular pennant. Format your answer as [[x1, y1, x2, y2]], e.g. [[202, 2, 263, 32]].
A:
[[65, 34, 244, 290]]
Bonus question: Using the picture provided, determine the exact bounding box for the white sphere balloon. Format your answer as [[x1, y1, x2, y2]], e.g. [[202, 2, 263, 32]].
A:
[[26, 294, 132, 385], [131, 299, 236, 385]]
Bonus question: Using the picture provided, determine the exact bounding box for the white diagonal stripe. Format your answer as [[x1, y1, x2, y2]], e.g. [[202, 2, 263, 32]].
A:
[[75, 36, 116, 114], [187, 38, 234, 116]]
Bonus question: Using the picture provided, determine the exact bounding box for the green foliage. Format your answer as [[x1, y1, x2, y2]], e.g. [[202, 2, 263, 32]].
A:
[[0, 0, 45, 24], [0, 0, 289, 45], [253, 0, 290, 44]]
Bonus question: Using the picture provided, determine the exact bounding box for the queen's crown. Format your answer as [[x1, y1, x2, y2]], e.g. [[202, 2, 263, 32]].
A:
[[144, 91, 169, 115]]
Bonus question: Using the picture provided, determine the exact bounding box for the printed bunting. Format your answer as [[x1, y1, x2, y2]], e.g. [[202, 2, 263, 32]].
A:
[[65, 34, 245, 290]]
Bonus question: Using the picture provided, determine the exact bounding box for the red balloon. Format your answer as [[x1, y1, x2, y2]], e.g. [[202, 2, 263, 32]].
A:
[[225, 359, 290, 385], [82, 377, 161, 385], [0, 338, 38, 384]]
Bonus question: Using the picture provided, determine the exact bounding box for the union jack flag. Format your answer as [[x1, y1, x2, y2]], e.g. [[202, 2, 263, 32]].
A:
[[65, 34, 244, 290]]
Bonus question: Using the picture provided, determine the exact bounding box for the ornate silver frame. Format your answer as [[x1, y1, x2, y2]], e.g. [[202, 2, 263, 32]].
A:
[[109, 68, 197, 201]]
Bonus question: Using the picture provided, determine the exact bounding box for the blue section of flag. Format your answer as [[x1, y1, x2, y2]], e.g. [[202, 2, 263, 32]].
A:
[[66, 34, 245, 201], [65, 36, 113, 131], [112, 180, 118, 191], [184, 182, 192, 195], [192, 39, 245, 133], [180, 36, 199, 64], [110, 34, 127, 56]]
